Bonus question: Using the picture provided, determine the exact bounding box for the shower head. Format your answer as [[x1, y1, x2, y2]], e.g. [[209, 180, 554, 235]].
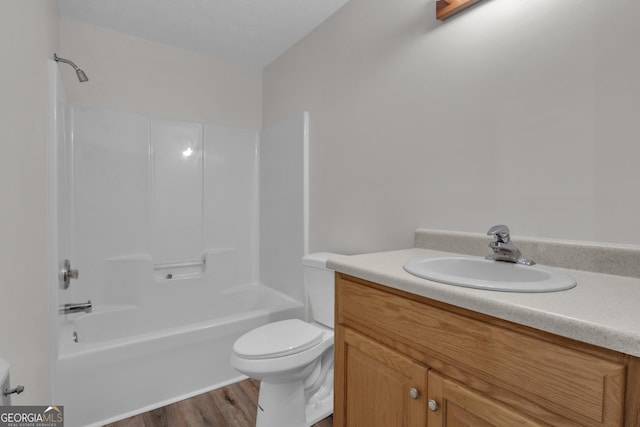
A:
[[75, 68, 89, 83], [53, 53, 89, 83]]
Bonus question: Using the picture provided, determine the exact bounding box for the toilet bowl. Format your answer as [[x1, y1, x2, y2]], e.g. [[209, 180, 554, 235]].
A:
[[230, 252, 338, 427]]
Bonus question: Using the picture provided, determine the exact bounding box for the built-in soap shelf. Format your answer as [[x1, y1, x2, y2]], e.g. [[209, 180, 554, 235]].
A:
[[105, 248, 235, 285], [153, 256, 207, 281]]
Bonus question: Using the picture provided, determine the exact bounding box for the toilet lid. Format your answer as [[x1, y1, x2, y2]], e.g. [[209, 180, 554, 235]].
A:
[[233, 319, 324, 360]]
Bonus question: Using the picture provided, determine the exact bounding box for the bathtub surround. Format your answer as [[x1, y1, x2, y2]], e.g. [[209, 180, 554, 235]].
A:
[[259, 113, 309, 303], [53, 103, 310, 425], [151, 119, 204, 267], [63, 105, 259, 306]]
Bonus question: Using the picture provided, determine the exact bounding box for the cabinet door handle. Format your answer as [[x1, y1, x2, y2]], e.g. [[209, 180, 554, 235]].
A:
[[428, 399, 439, 411], [409, 387, 420, 399]]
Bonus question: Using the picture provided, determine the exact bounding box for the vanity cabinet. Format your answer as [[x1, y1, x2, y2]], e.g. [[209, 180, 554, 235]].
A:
[[338, 327, 427, 427], [427, 370, 544, 426], [334, 273, 640, 427]]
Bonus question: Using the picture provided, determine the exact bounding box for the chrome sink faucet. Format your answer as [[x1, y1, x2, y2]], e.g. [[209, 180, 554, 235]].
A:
[[485, 225, 535, 266]]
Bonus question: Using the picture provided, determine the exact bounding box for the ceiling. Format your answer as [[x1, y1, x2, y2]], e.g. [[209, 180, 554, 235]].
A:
[[58, 0, 350, 69]]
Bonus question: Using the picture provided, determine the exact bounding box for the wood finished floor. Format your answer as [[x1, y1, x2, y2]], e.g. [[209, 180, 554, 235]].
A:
[[104, 379, 333, 427]]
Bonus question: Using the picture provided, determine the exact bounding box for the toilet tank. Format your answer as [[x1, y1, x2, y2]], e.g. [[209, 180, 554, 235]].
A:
[[303, 252, 339, 328]]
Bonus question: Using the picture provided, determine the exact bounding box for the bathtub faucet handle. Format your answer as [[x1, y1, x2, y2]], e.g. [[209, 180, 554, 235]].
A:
[[61, 259, 79, 289]]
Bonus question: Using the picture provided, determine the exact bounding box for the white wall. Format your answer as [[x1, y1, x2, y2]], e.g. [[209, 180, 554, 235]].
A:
[[263, 0, 640, 252], [0, 0, 59, 404], [59, 18, 262, 129]]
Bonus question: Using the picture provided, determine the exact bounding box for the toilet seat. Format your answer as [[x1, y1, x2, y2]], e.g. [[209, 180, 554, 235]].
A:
[[233, 319, 324, 360]]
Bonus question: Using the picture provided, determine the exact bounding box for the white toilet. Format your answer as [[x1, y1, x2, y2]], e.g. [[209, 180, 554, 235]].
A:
[[230, 252, 338, 427]]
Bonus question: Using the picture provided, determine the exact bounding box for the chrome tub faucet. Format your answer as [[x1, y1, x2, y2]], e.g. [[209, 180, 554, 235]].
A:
[[59, 300, 92, 315], [485, 225, 535, 266]]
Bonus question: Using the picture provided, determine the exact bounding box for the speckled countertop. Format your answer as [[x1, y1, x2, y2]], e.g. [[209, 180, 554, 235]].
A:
[[327, 242, 640, 358]]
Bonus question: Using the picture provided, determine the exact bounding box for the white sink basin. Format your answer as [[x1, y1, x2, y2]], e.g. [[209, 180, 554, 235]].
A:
[[403, 256, 576, 293]]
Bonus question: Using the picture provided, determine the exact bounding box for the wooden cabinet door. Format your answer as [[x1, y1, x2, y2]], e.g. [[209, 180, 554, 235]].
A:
[[334, 326, 428, 427], [427, 370, 546, 427]]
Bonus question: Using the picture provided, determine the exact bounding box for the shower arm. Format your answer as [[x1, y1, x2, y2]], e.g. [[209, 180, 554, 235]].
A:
[[53, 53, 89, 82], [53, 53, 80, 70]]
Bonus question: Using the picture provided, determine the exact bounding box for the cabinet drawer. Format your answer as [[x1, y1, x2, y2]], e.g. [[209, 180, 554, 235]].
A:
[[337, 275, 625, 426]]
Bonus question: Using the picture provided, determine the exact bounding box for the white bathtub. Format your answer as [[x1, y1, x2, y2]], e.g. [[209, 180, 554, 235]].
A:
[[54, 284, 304, 427]]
